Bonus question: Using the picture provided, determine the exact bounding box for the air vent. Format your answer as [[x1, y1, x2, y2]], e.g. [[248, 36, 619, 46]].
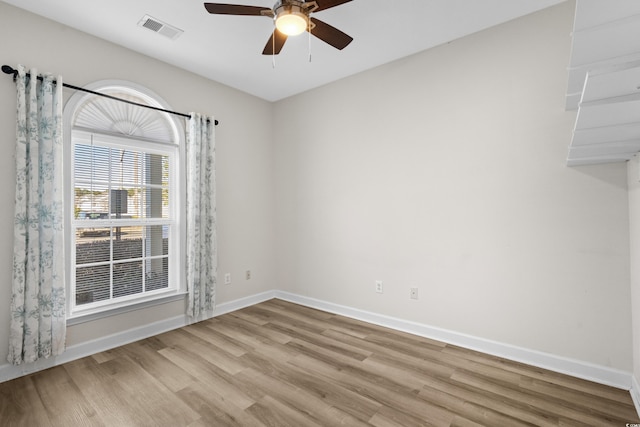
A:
[[138, 15, 183, 40]]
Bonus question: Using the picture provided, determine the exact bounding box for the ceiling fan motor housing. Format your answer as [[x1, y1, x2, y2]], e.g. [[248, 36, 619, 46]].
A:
[[273, 0, 319, 14]]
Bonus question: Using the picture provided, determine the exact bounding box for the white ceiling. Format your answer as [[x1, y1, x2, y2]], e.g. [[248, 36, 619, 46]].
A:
[[3, 0, 565, 101]]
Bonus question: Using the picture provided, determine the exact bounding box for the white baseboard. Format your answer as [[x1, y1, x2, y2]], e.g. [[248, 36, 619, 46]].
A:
[[211, 290, 276, 318], [632, 375, 640, 419], [0, 289, 635, 396], [274, 291, 634, 391]]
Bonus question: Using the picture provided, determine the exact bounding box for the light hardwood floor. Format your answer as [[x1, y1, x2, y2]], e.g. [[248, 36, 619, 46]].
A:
[[1, 299, 638, 426]]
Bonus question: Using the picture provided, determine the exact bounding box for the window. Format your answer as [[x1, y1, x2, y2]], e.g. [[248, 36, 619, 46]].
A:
[[65, 82, 184, 319]]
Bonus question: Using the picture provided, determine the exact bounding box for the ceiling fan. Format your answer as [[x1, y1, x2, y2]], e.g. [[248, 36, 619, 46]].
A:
[[204, 0, 354, 55]]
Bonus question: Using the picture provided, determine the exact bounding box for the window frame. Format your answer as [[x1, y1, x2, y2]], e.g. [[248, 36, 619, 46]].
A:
[[63, 80, 186, 322]]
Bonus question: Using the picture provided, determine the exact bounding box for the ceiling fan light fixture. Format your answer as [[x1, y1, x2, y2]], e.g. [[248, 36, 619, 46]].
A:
[[203, 0, 352, 55], [274, 4, 308, 36]]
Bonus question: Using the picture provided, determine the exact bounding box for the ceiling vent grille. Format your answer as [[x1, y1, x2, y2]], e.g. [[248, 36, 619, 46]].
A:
[[138, 15, 183, 40]]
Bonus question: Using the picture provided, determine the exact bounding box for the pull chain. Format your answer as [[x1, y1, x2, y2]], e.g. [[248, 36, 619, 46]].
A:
[[272, 28, 276, 68], [308, 19, 312, 62]]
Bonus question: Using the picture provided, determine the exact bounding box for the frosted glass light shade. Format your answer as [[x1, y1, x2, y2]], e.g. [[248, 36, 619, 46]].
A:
[[275, 11, 308, 36]]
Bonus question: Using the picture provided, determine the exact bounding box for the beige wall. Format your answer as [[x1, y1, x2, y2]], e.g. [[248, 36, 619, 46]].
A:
[[628, 157, 640, 387], [0, 2, 277, 360], [274, 1, 633, 370]]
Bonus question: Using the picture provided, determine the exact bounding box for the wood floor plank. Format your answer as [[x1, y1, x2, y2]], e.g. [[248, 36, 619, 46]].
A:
[[450, 368, 632, 425], [175, 381, 263, 427], [254, 301, 349, 336], [418, 376, 559, 427], [157, 344, 257, 410], [234, 367, 340, 426], [266, 319, 373, 361], [286, 343, 459, 425], [96, 354, 201, 425], [209, 317, 298, 361], [30, 366, 104, 427], [442, 344, 631, 402], [449, 415, 486, 427], [0, 298, 638, 426], [113, 339, 196, 392], [181, 322, 247, 357], [246, 395, 325, 427], [0, 376, 53, 427], [220, 313, 293, 345], [242, 350, 381, 423], [285, 337, 423, 398], [364, 329, 448, 353], [519, 375, 640, 420], [228, 309, 272, 327], [64, 356, 159, 427], [323, 329, 456, 379], [156, 328, 247, 375], [369, 405, 433, 427]]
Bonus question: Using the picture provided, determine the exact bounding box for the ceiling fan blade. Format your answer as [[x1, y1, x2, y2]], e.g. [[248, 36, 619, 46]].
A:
[[314, 0, 352, 12], [204, 3, 270, 16], [309, 18, 353, 50], [262, 30, 288, 55]]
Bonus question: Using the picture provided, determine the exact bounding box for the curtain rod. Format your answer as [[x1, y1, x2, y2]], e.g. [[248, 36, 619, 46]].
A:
[[2, 65, 218, 126]]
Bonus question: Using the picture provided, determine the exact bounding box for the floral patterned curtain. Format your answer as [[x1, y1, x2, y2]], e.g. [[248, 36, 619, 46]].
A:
[[8, 65, 66, 365], [186, 113, 217, 319]]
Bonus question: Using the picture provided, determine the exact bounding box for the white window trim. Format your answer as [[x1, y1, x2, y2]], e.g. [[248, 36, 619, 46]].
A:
[[63, 80, 186, 322], [66, 293, 188, 326]]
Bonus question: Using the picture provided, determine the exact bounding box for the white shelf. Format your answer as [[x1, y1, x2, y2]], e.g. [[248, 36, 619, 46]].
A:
[[565, 1, 640, 166]]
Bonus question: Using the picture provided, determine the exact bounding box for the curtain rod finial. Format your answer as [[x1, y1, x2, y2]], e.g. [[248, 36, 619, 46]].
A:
[[2, 65, 17, 76]]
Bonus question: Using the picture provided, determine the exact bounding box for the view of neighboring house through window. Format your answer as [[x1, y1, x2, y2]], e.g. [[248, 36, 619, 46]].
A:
[[66, 84, 182, 317]]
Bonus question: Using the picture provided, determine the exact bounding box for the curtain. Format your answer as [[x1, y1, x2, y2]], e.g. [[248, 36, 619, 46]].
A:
[[8, 65, 66, 365], [186, 113, 217, 319]]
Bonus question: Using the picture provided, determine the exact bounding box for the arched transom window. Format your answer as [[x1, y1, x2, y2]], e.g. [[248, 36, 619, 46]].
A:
[[65, 82, 183, 319]]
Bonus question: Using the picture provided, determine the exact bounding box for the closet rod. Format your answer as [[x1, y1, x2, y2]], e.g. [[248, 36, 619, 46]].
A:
[[2, 65, 218, 126]]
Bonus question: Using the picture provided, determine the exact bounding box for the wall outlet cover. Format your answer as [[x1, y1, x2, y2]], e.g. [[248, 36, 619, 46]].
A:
[[375, 280, 383, 293]]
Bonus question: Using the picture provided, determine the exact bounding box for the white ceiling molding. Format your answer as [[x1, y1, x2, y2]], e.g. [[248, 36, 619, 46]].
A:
[[566, 0, 640, 166]]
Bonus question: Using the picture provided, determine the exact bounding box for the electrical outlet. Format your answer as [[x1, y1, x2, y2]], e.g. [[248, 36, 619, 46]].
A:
[[410, 287, 418, 300], [375, 280, 383, 293], [224, 273, 231, 285], [246, 270, 251, 280]]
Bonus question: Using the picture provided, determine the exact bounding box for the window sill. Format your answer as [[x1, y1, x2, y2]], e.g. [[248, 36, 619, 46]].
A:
[[67, 292, 187, 326]]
